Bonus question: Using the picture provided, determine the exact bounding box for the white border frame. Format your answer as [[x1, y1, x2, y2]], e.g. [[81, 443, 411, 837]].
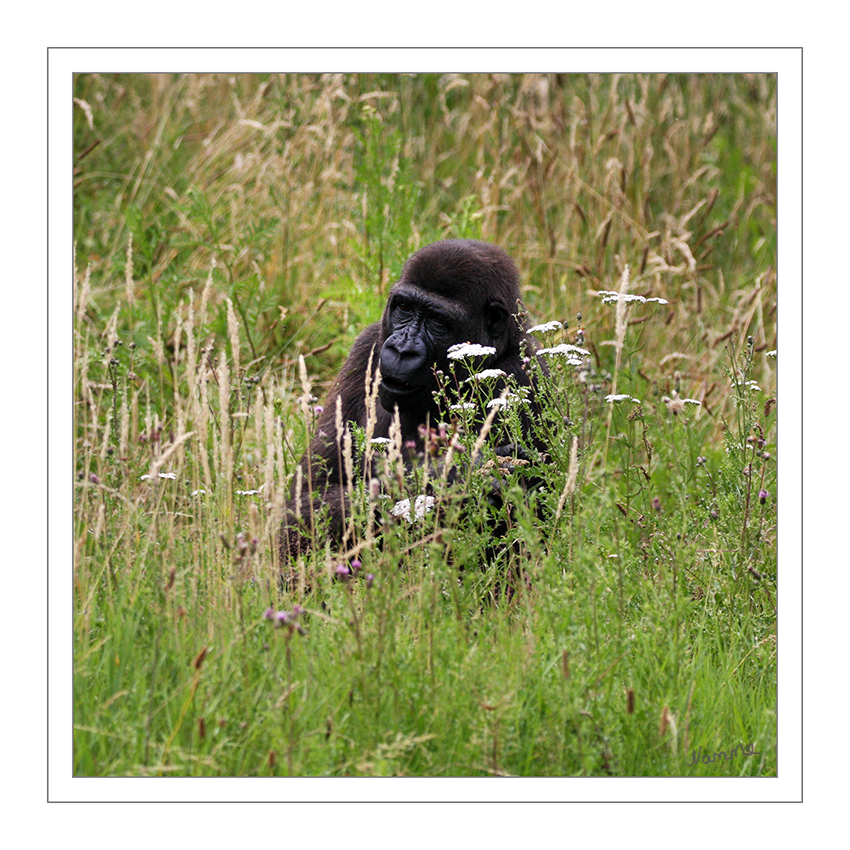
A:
[[50, 47, 802, 803]]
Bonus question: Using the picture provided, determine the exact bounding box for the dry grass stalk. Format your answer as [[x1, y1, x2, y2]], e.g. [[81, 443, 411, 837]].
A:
[[226, 297, 241, 382], [75, 260, 92, 325], [196, 350, 212, 492], [217, 358, 232, 519], [470, 389, 506, 467], [119, 395, 130, 459], [387, 406, 405, 491], [263, 384, 276, 499], [147, 431, 196, 480], [124, 233, 135, 303], [555, 435, 580, 523]]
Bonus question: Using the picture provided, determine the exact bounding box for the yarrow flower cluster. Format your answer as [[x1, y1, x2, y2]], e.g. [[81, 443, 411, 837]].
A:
[[605, 393, 641, 403], [391, 494, 436, 523], [141, 471, 177, 480], [449, 402, 476, 411], [528, 320, 564, 335], [447, 343, 497, 360], [486, 391, 530, 410], [597, 291, 668, 305], [370, 437, 391, 446], [465, 368, 507, 383], [236, 485, 264, 496], [537, 343, 589, 367]]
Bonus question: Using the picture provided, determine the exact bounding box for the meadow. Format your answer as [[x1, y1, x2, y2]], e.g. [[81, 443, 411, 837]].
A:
[[72, 73, 777, 777]]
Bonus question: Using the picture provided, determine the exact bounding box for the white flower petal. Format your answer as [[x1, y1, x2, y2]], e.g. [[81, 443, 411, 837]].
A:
[[447, 343, 497, 360], [537, 343, 590, 358], [391, 495, 435, 523], [465, 368, 507, 382], [528, 321, 564, 335]]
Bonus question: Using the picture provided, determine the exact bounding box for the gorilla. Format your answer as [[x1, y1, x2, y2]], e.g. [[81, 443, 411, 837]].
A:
[[280, 239, 541, 561]]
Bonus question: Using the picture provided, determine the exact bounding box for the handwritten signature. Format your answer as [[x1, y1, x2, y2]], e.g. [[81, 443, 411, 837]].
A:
[[688, 742, 760, 766]]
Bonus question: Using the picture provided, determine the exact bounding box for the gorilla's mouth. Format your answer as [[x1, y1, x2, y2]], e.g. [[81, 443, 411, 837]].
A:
[[380, 376, 420, 396]]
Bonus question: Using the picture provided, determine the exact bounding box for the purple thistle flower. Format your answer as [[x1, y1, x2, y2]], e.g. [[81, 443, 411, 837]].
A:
[[365, 573, 375, 589], [758, 488, 769, 505]]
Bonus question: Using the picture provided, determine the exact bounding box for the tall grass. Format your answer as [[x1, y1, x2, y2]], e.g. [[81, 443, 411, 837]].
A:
[[73, 73, 776, 777]]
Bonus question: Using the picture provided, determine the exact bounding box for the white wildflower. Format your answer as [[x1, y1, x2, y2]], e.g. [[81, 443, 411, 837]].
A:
[[191, 489, 206, 496], [447, 342, 497, 360], [236, 485, 264, 496], [449, 402, 477, 411], [528, 320, 564, 335], [605, 394, 641, 403], [141, 472, 177, 480], [391, 495, 436, 523], [370, 437, 391, 445], [598, 290, 667, 305], [488, 392, 530, 410], [465, 368, 507, 382], [537, 343, 590, 358], [766, 350, 777, 358]]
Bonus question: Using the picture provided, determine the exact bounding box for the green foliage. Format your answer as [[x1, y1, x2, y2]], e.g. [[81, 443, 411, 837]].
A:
[[73, 73, 777, 778]]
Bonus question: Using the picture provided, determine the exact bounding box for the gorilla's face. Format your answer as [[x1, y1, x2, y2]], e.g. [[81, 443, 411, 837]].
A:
[[376, 241, 520, 416], [378, 287, 463, 412], [378, 259, 513, 415]]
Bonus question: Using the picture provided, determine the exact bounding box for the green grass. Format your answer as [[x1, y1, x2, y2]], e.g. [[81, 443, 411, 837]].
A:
[[73, 72, 777, 777]]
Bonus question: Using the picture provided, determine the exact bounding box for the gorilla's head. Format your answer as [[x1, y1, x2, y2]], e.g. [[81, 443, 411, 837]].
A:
[[378, 240, 526, 414]]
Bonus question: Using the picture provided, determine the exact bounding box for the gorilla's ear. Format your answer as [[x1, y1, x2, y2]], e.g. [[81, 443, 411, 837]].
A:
[[485, 301, 509, 338]]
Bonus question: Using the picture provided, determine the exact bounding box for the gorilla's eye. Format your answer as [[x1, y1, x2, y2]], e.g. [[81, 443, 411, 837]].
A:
[[428, 316, 451, 335], [393, 301, 416, 322]]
